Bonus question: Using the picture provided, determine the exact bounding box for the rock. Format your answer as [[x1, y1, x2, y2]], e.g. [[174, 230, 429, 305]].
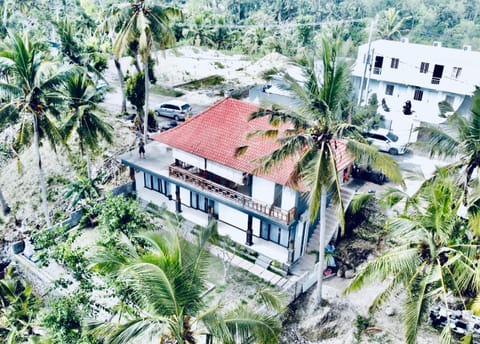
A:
[[385, 306, 395, 316], [344, 269, 355, 279]]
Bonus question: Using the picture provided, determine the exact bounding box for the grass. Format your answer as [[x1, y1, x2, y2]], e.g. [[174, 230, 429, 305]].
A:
[[180, 75, 225, 90], [150, 85, 184, 97]]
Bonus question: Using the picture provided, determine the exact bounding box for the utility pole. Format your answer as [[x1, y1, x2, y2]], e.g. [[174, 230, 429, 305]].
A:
[[357, 15, 378, 106]]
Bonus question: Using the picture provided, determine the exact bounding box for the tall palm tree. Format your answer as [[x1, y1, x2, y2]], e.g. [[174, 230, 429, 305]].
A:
[[88, 222, 284, 343], [345, 169, 480, 344], [111, 0, 181, 142], [376, 7, 411, 40], [0, 32, 74, 228], [61, 72, 113, 179], [417, 87, 480, 205], [239, 37, 403, 305]]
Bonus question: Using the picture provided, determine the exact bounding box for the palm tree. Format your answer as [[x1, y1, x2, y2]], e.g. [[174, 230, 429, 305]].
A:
[[0, 32, 74, 228], [376, 7, 411, 40], [64, 174, 102, 208], [61, 72, 113, 179], [0, 266, 40, 343], [111, 0, 181, 142], [88, 221, 284, 343], [344, 169, 480, 344], [417, 87, 480, 205], [238, 37, 402, 305]]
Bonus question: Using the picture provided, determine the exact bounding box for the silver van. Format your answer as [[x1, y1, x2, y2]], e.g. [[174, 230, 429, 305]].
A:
[[154, 101, 192, 121]]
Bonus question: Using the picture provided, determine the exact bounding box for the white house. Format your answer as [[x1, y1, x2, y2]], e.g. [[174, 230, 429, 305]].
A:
[[120, 98, 354, 266], [352, 39, 480, 129]]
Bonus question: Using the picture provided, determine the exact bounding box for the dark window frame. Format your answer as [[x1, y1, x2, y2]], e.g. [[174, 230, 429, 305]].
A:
[[385, 84, 394, 95], [414, 88, 424, 101], [390, 58, 399, 69], [420, 62, 429, 73]]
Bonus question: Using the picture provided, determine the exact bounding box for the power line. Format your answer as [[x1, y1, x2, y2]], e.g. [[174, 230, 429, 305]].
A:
[[176, 18, 369, 30]]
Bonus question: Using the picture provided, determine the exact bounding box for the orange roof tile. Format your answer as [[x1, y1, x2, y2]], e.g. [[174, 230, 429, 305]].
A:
[[152, 98, 353, 187]]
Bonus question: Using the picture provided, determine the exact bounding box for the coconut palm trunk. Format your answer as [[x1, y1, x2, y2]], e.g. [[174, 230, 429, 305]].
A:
[[143, 57, 150, 143], [85, 149, 93, 180], [33, 116, 51, 228], [114, 58, 127, 115], [316, 188, 327, 304]]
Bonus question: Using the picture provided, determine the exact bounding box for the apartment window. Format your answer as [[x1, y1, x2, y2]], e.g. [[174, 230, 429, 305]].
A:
[[373, 56, 384, 75], [144, 173, 152, 189], [385, 84, 394, 96], [414, 88, 424, 101], [420, 62, 429, 73], [390, 58, 399, 69], [452, 67, 462, 79]]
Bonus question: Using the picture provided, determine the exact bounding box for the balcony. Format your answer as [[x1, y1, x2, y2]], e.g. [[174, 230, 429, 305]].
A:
[[169, 165, 296, 224], [431, 77, 441, 85], [373, 67, 382, 75]]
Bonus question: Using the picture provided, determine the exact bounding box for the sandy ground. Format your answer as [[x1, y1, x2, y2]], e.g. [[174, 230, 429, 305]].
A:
[[0, 46, 442, 343]]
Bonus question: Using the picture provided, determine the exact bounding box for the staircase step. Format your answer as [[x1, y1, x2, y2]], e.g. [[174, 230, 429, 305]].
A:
[[255, 254, 272, 269]]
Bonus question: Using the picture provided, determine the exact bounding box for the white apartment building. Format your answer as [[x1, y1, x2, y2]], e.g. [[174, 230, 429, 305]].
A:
[[352, 39, 480, 128]]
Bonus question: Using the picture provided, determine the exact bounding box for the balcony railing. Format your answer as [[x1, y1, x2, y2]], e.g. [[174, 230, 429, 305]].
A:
[[169, 165, 296, 224], [431, 77, 441, 85], [373, 67, 382, 75]]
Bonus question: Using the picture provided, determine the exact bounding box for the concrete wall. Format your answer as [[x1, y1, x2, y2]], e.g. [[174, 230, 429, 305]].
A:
[[281, 186, 296, 210], [173, 149, 205, 170], [218, 203, 248, 230], [206, 160, 244, 185], [251, 176, 275, 204]]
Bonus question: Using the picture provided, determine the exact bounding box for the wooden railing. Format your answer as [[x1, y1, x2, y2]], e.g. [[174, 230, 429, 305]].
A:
[[169, 165, 296, 224]]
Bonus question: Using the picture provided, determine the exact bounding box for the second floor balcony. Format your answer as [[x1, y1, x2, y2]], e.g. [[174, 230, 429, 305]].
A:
[[169, 164, 296, 224]]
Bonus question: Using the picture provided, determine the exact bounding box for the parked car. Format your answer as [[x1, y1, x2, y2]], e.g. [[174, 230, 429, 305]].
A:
[[352, 164, 387, 185], [363, 128, 407, 155], [160, 120, 178, 132], [154, 101, 192, 121]]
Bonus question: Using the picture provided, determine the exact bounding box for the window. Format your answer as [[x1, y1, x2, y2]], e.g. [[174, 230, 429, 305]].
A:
[[144, 173, 152, 189], [390, 58, 399, 69], [420, 62, 429, 73], [452, 67, 462, 79], [385, 84, 394, 96], [373, 56, 383, 74], [414, 88, 423, 101]]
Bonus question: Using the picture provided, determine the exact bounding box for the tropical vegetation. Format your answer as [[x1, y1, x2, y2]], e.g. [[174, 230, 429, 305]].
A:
[[345, 168, 480, 344]]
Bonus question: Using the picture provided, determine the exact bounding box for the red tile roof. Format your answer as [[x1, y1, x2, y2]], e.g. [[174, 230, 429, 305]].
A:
[[152, 98, 353, 187]]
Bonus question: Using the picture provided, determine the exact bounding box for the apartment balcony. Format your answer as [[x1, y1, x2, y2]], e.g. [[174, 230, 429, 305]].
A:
[[373, 67, 382, 75], [431, 77, 441, 85], [169, 164, 296, 224]]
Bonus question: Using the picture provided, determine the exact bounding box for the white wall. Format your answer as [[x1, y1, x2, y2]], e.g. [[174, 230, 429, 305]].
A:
[[218, 203, 248, 230], [173, 149, 205, 170], [206, 160, 244, 184], [252, 217, 260, 236], [251, 176, 275, 204], [281, 186, 296, 210]]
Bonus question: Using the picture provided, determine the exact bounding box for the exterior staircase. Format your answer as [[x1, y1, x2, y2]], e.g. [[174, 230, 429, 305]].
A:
[[290, 186, 356, 275]]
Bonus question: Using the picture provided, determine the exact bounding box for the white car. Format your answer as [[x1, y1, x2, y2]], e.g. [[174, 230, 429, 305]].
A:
[[364, 129, 408, 155]]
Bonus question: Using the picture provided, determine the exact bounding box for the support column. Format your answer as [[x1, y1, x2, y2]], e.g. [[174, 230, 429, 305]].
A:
[[175, 186, 182, 213], [288, 239, 294, 263], [246, 215, 253, 246], [129, 167, 136, 192]]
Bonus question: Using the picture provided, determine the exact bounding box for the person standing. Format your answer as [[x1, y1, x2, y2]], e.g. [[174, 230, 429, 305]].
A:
[[138, 138, 145, 158]]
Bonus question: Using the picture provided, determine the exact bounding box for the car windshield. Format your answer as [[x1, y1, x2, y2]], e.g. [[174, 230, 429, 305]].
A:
[[181, 104, 190, 111], [386, 132, 399, 142]]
